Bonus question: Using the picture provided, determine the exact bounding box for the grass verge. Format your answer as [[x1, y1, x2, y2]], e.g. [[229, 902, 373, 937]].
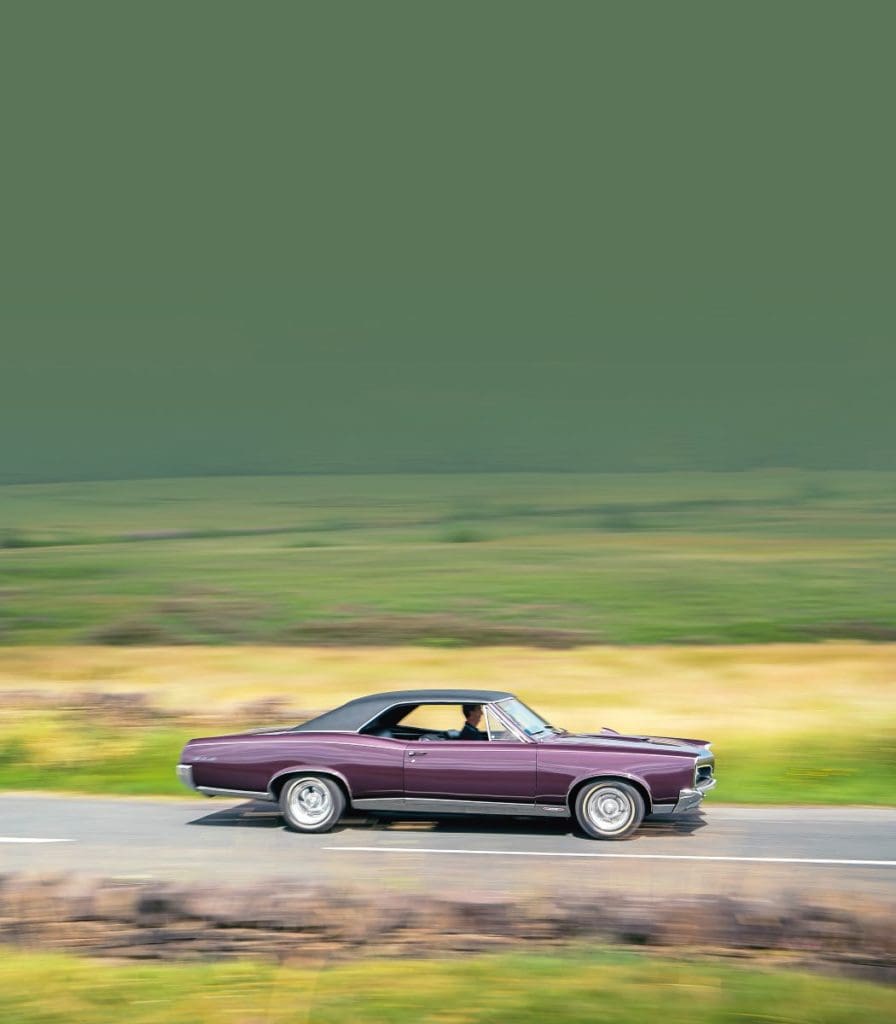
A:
[[1, 948, 894, 1024]]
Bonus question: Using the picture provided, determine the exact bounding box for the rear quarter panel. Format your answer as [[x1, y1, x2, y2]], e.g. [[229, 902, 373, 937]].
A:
[[183, 732, 404, 798]]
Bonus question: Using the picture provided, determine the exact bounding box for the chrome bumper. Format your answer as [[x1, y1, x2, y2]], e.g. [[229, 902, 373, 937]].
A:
[[651, 777, 716, 816], [672, 787, 705, 814], [673, 777, 717, 814], [176, 763, 196, 792]]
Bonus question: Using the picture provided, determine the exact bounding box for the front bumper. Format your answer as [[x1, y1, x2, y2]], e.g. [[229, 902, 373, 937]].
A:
[[651, 777, 716, 816]]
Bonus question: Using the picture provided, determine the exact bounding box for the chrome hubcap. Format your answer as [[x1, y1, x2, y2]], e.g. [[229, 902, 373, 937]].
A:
[[585, 786, 634, 834], [288, 779, 332, 826]]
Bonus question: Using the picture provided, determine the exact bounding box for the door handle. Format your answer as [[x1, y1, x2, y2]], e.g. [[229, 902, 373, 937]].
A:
[[407, 750, 427, 758]]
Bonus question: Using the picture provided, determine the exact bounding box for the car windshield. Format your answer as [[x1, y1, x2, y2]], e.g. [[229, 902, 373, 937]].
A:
[[498, 698, 557, 737]]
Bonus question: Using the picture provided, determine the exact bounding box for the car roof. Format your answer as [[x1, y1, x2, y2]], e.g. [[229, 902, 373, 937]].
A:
[[293, 688, 515, 733]]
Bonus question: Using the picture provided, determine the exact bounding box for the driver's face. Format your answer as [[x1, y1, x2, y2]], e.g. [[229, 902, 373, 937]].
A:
[[466, 707, 483, 727]]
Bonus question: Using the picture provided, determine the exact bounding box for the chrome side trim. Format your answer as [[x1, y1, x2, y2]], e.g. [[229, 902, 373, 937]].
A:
[[176, 764, 196, 791], [196, 786, 275, 801], [352, 797, 570, 818]]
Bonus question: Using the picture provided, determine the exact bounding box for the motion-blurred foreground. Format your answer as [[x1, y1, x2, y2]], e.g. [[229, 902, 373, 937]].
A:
[[3, 871, 894, 970]]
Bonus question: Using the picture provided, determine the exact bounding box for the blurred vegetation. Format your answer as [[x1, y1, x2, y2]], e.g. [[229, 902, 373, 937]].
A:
[[1, 948, 893, 1023], [0, 716, 188, 796], [1, 638, 893, 803], [1, 470, 896, 646]]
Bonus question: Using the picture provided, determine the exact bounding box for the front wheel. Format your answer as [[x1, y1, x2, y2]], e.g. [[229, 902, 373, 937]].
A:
[[574, 780, 644, 840], [280, 775, 345, 834]]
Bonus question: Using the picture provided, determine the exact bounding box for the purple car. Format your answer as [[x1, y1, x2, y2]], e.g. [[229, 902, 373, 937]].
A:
[[177, 689, 716, 840]]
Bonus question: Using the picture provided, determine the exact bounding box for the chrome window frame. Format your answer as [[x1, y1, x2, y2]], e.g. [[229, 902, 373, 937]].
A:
[[492, 697, 546, 743], [488, 700, 531, 743], [483, 703, 523, 743]]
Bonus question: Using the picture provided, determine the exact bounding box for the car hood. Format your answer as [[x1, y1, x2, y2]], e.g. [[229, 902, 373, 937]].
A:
[[540, 728, 711, 758]]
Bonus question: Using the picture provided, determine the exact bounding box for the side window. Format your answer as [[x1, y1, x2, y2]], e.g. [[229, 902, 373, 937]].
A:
[[400, 704, 465, 733]]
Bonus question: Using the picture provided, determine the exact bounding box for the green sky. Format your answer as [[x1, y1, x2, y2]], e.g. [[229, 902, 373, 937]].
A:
[[2, 2, 893, 481]]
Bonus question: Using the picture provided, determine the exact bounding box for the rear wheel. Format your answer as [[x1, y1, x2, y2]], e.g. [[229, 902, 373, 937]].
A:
[[574, 780, 644, 840], [279, 775, 345, 834]]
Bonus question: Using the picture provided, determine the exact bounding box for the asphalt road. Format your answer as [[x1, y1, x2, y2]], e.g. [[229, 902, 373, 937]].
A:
[[2, 794, 895, 902]]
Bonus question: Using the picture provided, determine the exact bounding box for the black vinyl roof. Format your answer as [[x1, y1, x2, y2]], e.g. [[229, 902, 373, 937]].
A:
[[293, 689, 515, 733]]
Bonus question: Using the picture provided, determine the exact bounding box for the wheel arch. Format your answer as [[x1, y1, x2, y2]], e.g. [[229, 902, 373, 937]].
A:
[[268, 766, 352, 803], [567, 773, 652, 815]]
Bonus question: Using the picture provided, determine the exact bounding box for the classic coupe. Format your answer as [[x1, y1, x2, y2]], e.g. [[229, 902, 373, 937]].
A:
[[177, 688, 715, 839]]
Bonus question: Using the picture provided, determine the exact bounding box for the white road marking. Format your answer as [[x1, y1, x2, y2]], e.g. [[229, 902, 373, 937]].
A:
[[0, 837, 74, 844], [324, 845, 896, 868]]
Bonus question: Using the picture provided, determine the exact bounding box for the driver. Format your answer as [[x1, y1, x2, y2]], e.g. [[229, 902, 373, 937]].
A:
[[460, 703, 487, 740]]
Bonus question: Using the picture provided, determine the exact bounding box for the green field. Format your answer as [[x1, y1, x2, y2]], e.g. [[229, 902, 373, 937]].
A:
[[2, 471, 896, 646], [1, 948, 892, 1024]]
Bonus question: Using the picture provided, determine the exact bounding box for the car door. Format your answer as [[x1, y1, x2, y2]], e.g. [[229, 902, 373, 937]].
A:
[[402, 705, 536, 805]]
